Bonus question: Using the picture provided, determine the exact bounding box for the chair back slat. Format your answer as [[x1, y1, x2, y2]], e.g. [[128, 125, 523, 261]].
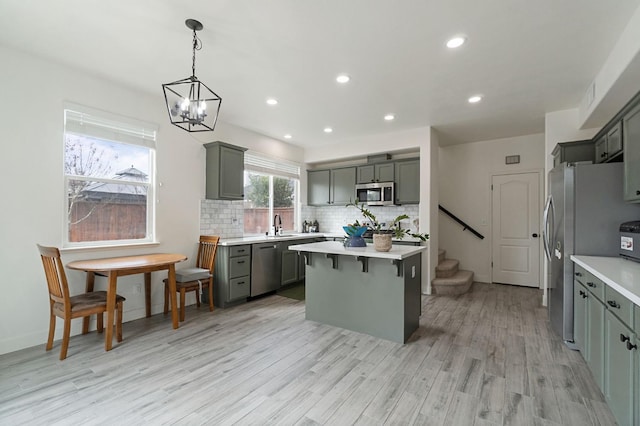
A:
[[37, 244, 70, 305], [196, 235, 220, 272]]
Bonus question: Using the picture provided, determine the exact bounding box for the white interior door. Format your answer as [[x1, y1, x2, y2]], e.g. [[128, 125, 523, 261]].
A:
[[492, 172, 540, 287]]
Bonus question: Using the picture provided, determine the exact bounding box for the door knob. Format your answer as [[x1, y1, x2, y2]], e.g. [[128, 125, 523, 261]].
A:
[[532, 233, 538, 238]]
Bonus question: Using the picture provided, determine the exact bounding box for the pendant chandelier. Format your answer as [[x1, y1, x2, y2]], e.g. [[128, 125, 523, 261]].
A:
[[162, 19, 222, 133]]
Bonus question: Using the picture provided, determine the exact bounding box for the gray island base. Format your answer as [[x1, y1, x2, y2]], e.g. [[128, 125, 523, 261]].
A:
[[288, 241, 426, 344]]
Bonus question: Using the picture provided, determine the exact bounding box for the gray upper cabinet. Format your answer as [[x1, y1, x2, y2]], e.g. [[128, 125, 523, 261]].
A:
[[595, 122, 623, 163], [356, 163, 395, 183], [395, 159, 420, 204], [204, 142, 247, 200], [623, 102, 640, 202], [552, 140, 595, 167], [308, 170, 331, 206], [331, 167, 356, 205], [307, 167, 355, 206]]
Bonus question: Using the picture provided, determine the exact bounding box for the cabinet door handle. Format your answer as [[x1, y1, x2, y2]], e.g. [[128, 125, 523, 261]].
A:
[[237, 260, 245, 264], [532, 233, 539, 238], [574, 272, 582, 277], [627, 341, 638, 351], [607, 300, 620, 309], [636, 190, 640, 196], [586, 282, 595, 288], [620, 333, 630, 343]]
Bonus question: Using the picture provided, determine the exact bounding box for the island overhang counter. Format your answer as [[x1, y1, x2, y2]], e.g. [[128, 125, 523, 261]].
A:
[[288, 241, 426, 343]]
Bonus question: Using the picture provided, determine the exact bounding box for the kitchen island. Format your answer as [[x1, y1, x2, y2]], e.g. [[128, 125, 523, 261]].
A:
[[288, 241, 426, 343]]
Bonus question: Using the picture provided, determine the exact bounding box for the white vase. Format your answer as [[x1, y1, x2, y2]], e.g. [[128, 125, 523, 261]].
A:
[[372, 233, 392, 252]]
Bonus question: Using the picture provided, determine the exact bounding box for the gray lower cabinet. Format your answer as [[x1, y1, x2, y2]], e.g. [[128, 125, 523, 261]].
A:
[[213, 245, 251, 307], [573, 261, 638, 425], [281, 247, 299, 286], [624, 101, 640, 202], [604, 309, 635, 426], [395, 159, 420, 204], [587, 293, 605, 389], [281, 238, 317, 286], [204, 142, 247, 200], [573, 280, 588, 354]]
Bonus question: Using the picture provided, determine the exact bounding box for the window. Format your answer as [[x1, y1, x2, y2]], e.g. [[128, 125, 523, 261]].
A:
[[243, 153, 300, 235], [63, 107, 157, 247]]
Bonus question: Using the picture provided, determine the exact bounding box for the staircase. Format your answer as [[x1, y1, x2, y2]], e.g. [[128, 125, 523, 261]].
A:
[[431, 249, 474, 295]]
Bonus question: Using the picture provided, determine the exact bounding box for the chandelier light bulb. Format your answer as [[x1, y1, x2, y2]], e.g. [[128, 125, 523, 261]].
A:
[[181, 98, 190, 111]]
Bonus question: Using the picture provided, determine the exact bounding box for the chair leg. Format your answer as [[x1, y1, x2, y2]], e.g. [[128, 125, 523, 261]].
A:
[[60, 318, 71, 360], [46, 310, 56, 351], [97, 312, 104, 333], [179, 288, 186, 322], [208, 282, 214, 312], [163, 282, 169, 315], [116, 301, 123, 342]]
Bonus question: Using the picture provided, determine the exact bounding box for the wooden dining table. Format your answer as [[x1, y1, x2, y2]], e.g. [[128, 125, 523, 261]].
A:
[[67, 253, 187, 351]]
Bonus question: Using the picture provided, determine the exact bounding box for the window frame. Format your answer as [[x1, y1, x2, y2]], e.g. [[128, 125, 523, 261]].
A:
[[243, 152, 301, 236], [62, 105, 157, 248]]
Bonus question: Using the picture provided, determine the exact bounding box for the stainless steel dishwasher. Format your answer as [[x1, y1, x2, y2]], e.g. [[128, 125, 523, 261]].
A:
[[251, 242, 281, 296]]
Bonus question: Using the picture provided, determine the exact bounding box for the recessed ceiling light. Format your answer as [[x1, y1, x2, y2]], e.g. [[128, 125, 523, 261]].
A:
[[336, 74, 350, 84], [468, 95, 482, 104], [324, 127, 333, 133], [384, 114, 395, 121], [284, 134, 292, 139], [446, 36, 466, 49], [266, 98, 278, 105]]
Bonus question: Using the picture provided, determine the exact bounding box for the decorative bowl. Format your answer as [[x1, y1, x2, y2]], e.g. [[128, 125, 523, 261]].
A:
[[343, 225, 368, 237]]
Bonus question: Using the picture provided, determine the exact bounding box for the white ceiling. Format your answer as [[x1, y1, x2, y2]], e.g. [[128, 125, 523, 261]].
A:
[[1, 0, 639, 148]]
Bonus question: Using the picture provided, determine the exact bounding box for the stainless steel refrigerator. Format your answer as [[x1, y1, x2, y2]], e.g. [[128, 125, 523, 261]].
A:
[[543, 162, 640, 347]]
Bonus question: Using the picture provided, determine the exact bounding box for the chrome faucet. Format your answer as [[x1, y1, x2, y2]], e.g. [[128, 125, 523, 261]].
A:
[[273, 214, 282, 235]]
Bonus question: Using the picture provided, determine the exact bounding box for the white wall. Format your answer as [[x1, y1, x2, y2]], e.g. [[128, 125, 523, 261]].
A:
[[438, 134, 545, 284], [0, 46, 302, 355]]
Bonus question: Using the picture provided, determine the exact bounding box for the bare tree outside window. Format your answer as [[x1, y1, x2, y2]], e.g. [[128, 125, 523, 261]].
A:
[[64, 133, 152, 243]]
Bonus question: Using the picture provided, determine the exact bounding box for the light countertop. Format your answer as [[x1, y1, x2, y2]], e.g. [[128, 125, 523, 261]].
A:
[[571, 255, 640, 306], [288, 240, 426, 260], [218, 232, 424, 246]]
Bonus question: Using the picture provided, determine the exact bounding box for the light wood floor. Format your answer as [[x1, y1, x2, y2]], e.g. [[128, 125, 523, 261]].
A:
[[0, 283, 617, 425]]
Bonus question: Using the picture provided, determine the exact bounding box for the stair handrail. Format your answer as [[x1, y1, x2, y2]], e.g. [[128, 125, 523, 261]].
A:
[[438, 205, 485, 240]]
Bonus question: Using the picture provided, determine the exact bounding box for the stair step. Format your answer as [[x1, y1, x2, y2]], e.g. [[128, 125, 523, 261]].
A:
[[431, 270, 474, 296], [435, 259, 459, 278], [438, 249, 446, 264]]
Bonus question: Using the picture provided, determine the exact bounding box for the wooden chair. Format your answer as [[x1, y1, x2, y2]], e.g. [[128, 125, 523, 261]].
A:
[[37, 244, 125, 360], [163, 235, 220, 322]]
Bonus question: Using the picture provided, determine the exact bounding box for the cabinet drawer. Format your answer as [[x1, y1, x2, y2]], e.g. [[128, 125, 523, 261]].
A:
[[229, 255, 250, 278], [605, 285, 634, 328], [583, 272, 605, 302], [573, 264, 587, 283], [229, 276, 250, 300], [230, 245, 250, 257]]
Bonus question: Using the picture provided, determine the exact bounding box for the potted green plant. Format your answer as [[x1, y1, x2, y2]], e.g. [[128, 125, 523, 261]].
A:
[[346, 199, 429, 251]]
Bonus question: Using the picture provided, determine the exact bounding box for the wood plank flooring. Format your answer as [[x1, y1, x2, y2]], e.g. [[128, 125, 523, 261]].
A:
[[0, 283, 617, 425]]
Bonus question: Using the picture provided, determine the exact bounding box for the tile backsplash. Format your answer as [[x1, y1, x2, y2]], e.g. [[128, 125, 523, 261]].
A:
[[201, 201, 420, 237], [200, 199, 244, 238], [302, 204, 420, 234]]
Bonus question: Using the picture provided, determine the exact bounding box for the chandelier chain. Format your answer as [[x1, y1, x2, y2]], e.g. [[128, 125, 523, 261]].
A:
[[191, 29, 202, 78]]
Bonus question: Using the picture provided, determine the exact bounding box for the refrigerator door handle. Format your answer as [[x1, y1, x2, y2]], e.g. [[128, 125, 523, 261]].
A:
[[542, 195, 553, 261]]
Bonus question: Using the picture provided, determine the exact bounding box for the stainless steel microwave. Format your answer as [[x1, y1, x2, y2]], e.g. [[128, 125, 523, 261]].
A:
[[355, 182, 395, 206]]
